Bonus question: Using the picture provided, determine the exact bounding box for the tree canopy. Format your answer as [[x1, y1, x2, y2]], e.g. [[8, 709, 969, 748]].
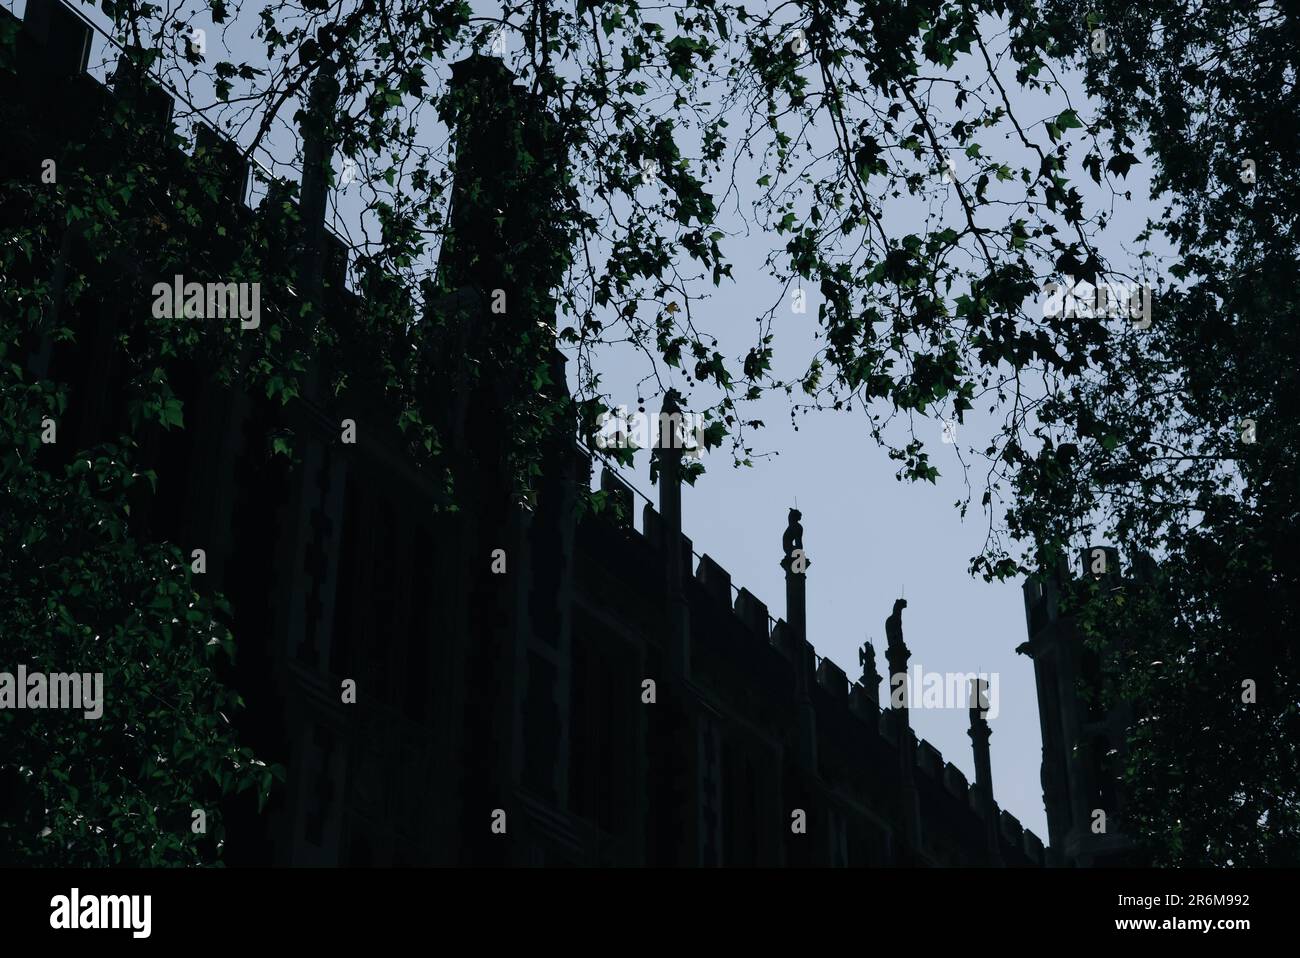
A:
[[1, 0, 1295, 864]]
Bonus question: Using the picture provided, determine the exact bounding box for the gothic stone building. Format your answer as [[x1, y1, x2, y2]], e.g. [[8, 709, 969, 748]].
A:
[[3, 0, 1140, 867], [1020, 549, 1141, 867]]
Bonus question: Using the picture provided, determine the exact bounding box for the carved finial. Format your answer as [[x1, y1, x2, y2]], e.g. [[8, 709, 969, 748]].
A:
[[782, 508, 802, 557], [969, 676, 990, 724], [858, 639, 881, 683], [885, 598, 908, 653], [780, 507, 809, 573], [652, 389, 686, 480]]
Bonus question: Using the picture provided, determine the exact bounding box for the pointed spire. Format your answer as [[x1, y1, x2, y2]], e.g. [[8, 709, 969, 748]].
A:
[[968, 676, 1003, 865], [780, 506, 810, 640], [657, 389, 689, 677], [884, 597, 910, 687], [653, 388, 686, 480], [883, 597, 920, 862], [780, 506, 816, 768]]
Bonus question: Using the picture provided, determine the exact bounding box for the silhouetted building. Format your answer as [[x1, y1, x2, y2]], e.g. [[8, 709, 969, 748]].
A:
[[5, 1, 1052, 866], [1020, 548, 1140, 866]]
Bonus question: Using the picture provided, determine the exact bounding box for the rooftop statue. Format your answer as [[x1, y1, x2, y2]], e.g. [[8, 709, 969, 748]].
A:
[[885, 597, 908, 653], [858, 640, 880, 683], [781, 507, 810, 572]]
